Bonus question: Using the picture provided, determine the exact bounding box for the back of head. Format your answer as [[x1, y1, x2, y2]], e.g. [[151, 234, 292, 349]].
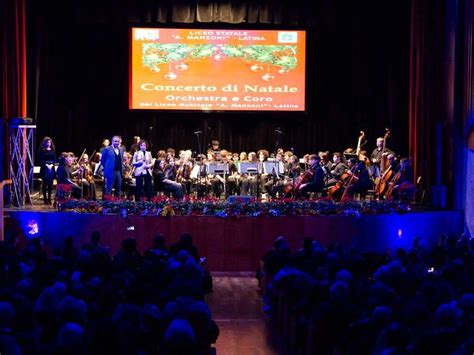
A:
[[121, 237, 137, 253], [91, 231, 101, 245], [180, 233, 193, 247], [164, 318, 196, 351], [56, 322, 85, 352]]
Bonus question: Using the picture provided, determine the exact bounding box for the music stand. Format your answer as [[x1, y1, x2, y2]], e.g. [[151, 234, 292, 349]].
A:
[[238, 162, 261, 198], [207, 163, 229, 175], [207, 162, 229, 198], [238, 162, 258, 175], [263, 161, 284, 175]]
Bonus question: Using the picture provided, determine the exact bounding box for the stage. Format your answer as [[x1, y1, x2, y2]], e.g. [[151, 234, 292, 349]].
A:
[[4, 204, 463, 271]]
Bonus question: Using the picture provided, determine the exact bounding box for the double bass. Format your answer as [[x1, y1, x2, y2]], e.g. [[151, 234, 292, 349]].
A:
[[355, 131, 366, 158], [379, 128, 391, 174], [374, 129, 393, 197]]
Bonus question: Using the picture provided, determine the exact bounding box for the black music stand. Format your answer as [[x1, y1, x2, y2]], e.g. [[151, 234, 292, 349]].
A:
[[208, 162, 229, 198], [238, 162, 260, 198]]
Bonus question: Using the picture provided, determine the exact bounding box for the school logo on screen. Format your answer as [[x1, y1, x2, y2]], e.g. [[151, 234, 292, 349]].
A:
[[134, 29, 160, 41], [278, 32, 298, 43]]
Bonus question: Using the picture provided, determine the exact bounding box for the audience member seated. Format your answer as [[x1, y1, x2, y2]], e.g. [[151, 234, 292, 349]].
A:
[[259, 233, 474, 354], [0, 225, 219, 355]]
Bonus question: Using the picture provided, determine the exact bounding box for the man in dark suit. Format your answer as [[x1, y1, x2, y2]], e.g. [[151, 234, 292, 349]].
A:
[[299, 154, 325, 198], [100, 135, 125, 197]]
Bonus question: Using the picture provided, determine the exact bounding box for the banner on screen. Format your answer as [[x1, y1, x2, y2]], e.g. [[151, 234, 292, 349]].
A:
[[130, 28, 306, 112]]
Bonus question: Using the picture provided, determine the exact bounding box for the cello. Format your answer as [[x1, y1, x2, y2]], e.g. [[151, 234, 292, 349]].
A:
[[292, 170, 314, 196], [384, 170, 401, 200], [340, 161, 364, 200], [328, 171, 351, 201], [374, 165, 393, 198]]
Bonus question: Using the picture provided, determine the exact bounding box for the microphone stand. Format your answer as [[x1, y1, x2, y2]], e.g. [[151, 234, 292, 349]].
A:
[[273, 129, 282, 198], [194, 132, 202, 156]]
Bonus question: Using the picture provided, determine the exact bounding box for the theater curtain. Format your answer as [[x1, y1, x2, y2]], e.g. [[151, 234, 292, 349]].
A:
[[1, 0, 27, 121], [90, 0, 311, 25], [463, 0, 474, 236], [0, 0, 27, 183], [408, 0, 447, 191]]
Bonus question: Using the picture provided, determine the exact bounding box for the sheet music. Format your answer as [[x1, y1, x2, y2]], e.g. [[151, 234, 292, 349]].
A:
[[263, 161, 284, 175]]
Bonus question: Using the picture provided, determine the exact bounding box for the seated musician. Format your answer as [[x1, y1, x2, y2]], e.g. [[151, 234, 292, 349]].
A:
[[224, 151, 239, 196], [257, 149, 270, 196], [265, 152, 285, 198], [327, 152, 348, 187], [319, 152, 333, 187], [153, 156, 184, 199], [190, 153, 209, 197], [388, 158, 414, 200], [78, 153, 97, 200], [122, 152, 135, 199], [240, 152, 258, 196], [298, 154, 325, 198], [176, 149, 193, 195], [209, 150, 237, 198], [69, 153, 94, 200], [344, 158, 372, 199], [56, 153, 82, 199], [90, 152, 104, 179]]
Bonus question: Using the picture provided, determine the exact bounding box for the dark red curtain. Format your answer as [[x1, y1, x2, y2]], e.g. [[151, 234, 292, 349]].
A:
[[1, 0, 27, 181], [408, 0, 452, 194]]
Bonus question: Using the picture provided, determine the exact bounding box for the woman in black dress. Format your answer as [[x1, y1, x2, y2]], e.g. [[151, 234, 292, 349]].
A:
[[37, 137, 56, 204]]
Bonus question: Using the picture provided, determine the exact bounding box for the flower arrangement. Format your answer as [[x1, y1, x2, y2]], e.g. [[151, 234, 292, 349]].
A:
[[55, 184, 73, 201], [58, 197, 418, 217]]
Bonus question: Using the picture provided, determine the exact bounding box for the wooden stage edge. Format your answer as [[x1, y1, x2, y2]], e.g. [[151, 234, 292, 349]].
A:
[[4, 208, 464, 271]]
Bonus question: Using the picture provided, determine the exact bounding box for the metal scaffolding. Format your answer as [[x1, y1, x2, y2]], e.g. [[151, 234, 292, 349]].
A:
[[9, 125, 36, 207]]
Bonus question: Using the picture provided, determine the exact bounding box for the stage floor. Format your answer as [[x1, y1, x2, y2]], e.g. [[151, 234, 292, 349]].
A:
[[4, 204, 464, 271]]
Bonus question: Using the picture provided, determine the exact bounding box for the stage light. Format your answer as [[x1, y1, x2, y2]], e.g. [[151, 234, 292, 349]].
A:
[[397, 229, 403, 238], [27, 220, 39, 236]]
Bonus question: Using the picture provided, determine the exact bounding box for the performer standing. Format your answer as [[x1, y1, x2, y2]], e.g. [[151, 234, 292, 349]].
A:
[[370, 136, 395, 178], [100, 135, 125, 197], [132, 140, 154, 200], [37, 137, 56, 204]]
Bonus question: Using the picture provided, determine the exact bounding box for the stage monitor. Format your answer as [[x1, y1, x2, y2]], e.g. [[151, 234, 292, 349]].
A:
[[129, 27, 306, 112]]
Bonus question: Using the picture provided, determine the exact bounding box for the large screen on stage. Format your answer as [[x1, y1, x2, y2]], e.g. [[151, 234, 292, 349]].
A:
[[129, 27, 306, 111]]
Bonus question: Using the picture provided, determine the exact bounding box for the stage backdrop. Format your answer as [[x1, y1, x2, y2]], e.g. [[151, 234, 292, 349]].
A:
[[25, 1, 411, 160]]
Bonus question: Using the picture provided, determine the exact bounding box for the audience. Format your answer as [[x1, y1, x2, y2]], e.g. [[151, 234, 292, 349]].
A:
[[261, 234, 474, 354], [0, 228, 218, 354]]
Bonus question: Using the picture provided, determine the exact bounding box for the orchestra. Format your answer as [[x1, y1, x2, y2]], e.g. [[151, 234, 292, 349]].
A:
[[41, 131, 414, 202]]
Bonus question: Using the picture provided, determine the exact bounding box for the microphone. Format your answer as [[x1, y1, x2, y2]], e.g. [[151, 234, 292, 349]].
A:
[[275, 128, 282, 134], [194, 131, 202, 135]]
